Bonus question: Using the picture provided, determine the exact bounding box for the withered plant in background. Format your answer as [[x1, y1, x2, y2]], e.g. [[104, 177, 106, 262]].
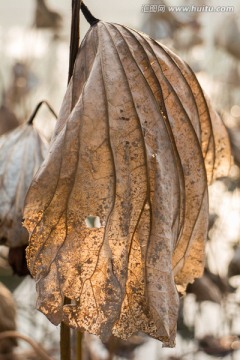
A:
[[0, 101, 56, 249], [215, 14, 240, 61], [0, 283, 51, 359], [0, 282, 17, 355], [34, 0, 62, 31], [24, 2, 231, 349], [0, 103, 19, 136]]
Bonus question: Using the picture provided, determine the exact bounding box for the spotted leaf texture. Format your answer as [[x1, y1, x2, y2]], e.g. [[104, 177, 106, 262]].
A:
[[0, 124, 47, 247], [24, 22, 231, 347]]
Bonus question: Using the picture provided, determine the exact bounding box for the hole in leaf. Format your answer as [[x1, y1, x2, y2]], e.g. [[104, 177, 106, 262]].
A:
[[85, 216, 101, 229]]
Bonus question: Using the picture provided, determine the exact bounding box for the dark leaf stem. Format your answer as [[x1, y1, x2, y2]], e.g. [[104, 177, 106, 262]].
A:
[[62, 1, 84, 359], [60, 297, 72, 360], [27, 100, 57, 125], [81, 2, 100, 26], [68, 1, 100, 84], [68, 0, 81, 84]]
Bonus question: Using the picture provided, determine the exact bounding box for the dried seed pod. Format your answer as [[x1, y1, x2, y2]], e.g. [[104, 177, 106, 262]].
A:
[[24, 21, 231, 347], [0, 123, 47, 247]]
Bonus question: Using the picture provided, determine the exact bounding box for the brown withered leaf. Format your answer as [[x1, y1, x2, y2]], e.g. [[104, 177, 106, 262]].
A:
[[0, 124, 47, 247], [24, 22, 231, 347]]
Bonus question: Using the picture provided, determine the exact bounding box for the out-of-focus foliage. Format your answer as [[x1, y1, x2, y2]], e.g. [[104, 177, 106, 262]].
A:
[[215, 15, 240, 61], [34, 0, 62, 31], [0, 104, 19, 136]]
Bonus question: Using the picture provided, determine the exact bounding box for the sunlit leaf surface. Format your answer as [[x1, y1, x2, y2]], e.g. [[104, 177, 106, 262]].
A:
[[24, 22, 231, 347]]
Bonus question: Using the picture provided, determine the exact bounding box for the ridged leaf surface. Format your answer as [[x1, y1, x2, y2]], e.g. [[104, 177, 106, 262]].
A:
[[24, 22, 231, 347]]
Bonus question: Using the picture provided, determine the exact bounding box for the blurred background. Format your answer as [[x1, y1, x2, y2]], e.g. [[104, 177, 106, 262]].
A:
[[1, 0, 240, 359]]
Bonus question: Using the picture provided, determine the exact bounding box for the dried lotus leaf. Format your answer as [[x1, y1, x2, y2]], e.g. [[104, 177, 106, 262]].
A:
[[24, 21, 231, 347], [0, 124, 47, 247]]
